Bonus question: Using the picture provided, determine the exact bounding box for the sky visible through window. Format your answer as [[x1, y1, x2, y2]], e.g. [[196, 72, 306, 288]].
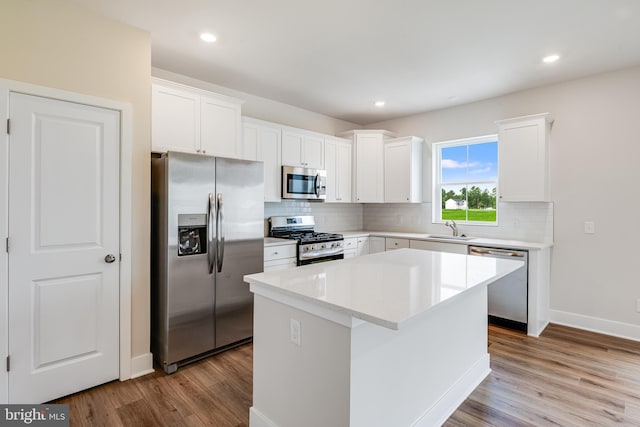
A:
[[441, 141, 497, 184]]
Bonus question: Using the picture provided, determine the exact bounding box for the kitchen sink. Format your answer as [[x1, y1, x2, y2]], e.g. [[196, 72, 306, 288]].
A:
[[426, 234, 475, 241]]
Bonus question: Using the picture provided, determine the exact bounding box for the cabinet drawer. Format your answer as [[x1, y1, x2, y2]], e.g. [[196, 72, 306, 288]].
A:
[[264, 258, 297, 272], [385, 238, 409, 250], [343, 238, 357, 251], [264, 244, 297, 261]]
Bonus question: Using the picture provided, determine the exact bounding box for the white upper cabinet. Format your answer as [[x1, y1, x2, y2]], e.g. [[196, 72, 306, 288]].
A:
[[496, 113, 553, 202], [324, 136, 353, 203], [152, 78, 243, 157], [242, 117, 282, 202], [384, 136, 424, 203], [281, 128, 324, 169], [152, 83, 200, 153], [200, 94, 242, 158], [340, 130, 395, 203]]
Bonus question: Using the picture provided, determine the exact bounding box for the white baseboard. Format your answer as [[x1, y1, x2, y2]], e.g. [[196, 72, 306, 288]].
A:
[[129, 352, 154, 379], [413, 354, 491, 427], [549, 309, 640, 342]]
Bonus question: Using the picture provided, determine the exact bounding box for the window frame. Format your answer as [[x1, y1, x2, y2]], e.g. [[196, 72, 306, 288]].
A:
[[432, 134, 499, 226]]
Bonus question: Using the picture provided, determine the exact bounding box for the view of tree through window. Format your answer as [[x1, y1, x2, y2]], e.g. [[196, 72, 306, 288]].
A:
[[434, 136, 498, 223]]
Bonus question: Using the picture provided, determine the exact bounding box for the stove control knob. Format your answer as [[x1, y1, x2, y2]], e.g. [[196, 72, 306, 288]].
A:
[[321, 244, 326, 249]]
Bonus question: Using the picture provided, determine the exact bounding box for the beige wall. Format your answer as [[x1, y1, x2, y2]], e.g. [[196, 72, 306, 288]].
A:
[[0, 0, 151, 358], [368, 66, 640, 332]]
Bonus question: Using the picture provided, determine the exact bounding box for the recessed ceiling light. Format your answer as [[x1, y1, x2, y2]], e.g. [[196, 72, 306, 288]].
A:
[[542, 54, 560, 63], [374, 101, 385, 107], [200, 33, 217, 43], [448, 96, 459, 102]]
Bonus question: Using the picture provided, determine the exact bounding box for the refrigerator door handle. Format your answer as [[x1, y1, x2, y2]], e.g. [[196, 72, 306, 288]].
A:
[[216, 192, 225, 272], [207, 192, 215, 274]]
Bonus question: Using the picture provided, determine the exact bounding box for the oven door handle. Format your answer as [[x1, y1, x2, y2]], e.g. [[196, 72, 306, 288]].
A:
[[299, 247, 344, 260]]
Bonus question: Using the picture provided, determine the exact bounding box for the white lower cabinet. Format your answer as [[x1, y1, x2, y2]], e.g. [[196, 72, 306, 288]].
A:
[[343, 238, 358, 258], [356, 237, 370, 256], [409, 240, 467, 254], [385, 238, 410, 250], [369, 237, 386, 254], [264, 244, 297, 272]]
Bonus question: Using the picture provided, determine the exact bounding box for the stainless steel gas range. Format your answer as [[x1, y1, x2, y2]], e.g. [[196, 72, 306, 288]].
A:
[[269, 216, 344, 265]]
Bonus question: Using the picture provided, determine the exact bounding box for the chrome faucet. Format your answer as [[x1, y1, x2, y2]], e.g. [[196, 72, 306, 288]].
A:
[[445, 220, 459, 237]]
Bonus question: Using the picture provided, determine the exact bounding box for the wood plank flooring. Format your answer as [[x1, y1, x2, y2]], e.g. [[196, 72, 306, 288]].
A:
[[53, 323, 640, 426]]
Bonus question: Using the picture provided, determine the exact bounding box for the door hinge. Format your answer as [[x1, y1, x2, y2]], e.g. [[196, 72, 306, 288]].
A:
[[6, 118, 9, 135], [5, 237, 8, 253], [6, 355, 9, 372], [119, 253, 122, 262]]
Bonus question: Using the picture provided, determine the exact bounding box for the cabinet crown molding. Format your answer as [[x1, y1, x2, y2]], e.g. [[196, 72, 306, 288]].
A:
[[495, 112, 553, 126], [152, 77, 244, 105]]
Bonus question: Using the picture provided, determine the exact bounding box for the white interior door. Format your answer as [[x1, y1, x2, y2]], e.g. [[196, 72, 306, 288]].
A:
[[8, 92, 120, 403]]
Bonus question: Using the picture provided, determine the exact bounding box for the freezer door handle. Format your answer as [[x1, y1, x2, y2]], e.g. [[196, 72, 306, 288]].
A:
[[216, 192, 225, 273], [207, 192, 215, 274]]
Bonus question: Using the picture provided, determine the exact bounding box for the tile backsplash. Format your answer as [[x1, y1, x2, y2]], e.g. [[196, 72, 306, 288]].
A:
[[363, 202, 553, 243], [264, 201, 552, 243], [264, 201, 363, 234]]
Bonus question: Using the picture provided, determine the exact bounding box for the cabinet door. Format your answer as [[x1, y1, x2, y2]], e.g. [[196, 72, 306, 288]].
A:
[[302, 135, 324, 169], [384, 140, 411, 202], [356, 237, 370, 256], [243, 122, 259, 161], [200, 95, 242, 158], [152, 83, 200, 153], [325, 139, 352, 203], [325, 140, 338, 202], [243, 120, 282, 202], [385, 238, 409, 250], [281, 131, 303, 167], [258, 126, 282, 202], [369, 237, 385, 253], [497, 114, 551, 202], [336, 141, 352, 202], [355, 134, 384, 202]]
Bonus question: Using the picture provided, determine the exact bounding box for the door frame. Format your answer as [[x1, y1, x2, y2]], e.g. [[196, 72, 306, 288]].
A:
[[0, 78, 134, 402]]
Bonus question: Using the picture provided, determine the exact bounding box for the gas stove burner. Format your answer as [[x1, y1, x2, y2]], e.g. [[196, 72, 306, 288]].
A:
[[268, 215, 345, 265]]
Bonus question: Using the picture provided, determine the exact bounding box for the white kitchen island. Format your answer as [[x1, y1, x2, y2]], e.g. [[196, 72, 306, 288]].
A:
[[244, 248, 524, 427]]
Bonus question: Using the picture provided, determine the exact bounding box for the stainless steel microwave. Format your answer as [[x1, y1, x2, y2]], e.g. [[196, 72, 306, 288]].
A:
[[282, 166, 327, 200]]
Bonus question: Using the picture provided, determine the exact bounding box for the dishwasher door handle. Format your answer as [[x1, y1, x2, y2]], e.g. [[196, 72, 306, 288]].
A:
[[469, 247, 525, 258]]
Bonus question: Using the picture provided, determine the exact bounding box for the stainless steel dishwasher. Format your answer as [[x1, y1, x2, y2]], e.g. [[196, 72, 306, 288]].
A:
[[468, 246, 528, 332]]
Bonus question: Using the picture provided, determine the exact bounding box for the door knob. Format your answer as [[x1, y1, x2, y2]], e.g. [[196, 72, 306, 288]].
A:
[[104, 254, 116, 263]]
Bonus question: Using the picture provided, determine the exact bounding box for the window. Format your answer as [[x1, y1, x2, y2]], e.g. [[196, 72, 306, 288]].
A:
[[433, 135, 498, 224]]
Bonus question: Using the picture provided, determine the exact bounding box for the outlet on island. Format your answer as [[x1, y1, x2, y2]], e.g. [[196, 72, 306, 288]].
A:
[[290, 318, 301, 346]]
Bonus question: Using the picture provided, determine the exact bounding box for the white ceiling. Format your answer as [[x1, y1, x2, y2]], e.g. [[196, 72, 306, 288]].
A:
[[73, 0, 640, 125]]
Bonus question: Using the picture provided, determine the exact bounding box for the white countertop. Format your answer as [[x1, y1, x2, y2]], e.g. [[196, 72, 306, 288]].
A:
[[335, 230, 552, 250], [245, 248, 524, 330]]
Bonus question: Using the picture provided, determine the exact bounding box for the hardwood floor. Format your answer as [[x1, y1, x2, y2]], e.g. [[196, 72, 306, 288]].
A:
[[54, 323, 640, 426]]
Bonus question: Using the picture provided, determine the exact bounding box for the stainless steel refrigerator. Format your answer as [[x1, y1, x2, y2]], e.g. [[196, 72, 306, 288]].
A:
[[151, 151, 264, 373]]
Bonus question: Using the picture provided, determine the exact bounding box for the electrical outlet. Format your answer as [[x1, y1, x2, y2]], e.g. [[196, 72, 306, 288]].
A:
[[636, 299, 640, 313], [584, 221, 595, 234], [290, 318, 301, 346]]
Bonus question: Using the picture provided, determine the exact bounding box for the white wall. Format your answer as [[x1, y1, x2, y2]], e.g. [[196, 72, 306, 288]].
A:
[[366, 66, 640, 336]]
